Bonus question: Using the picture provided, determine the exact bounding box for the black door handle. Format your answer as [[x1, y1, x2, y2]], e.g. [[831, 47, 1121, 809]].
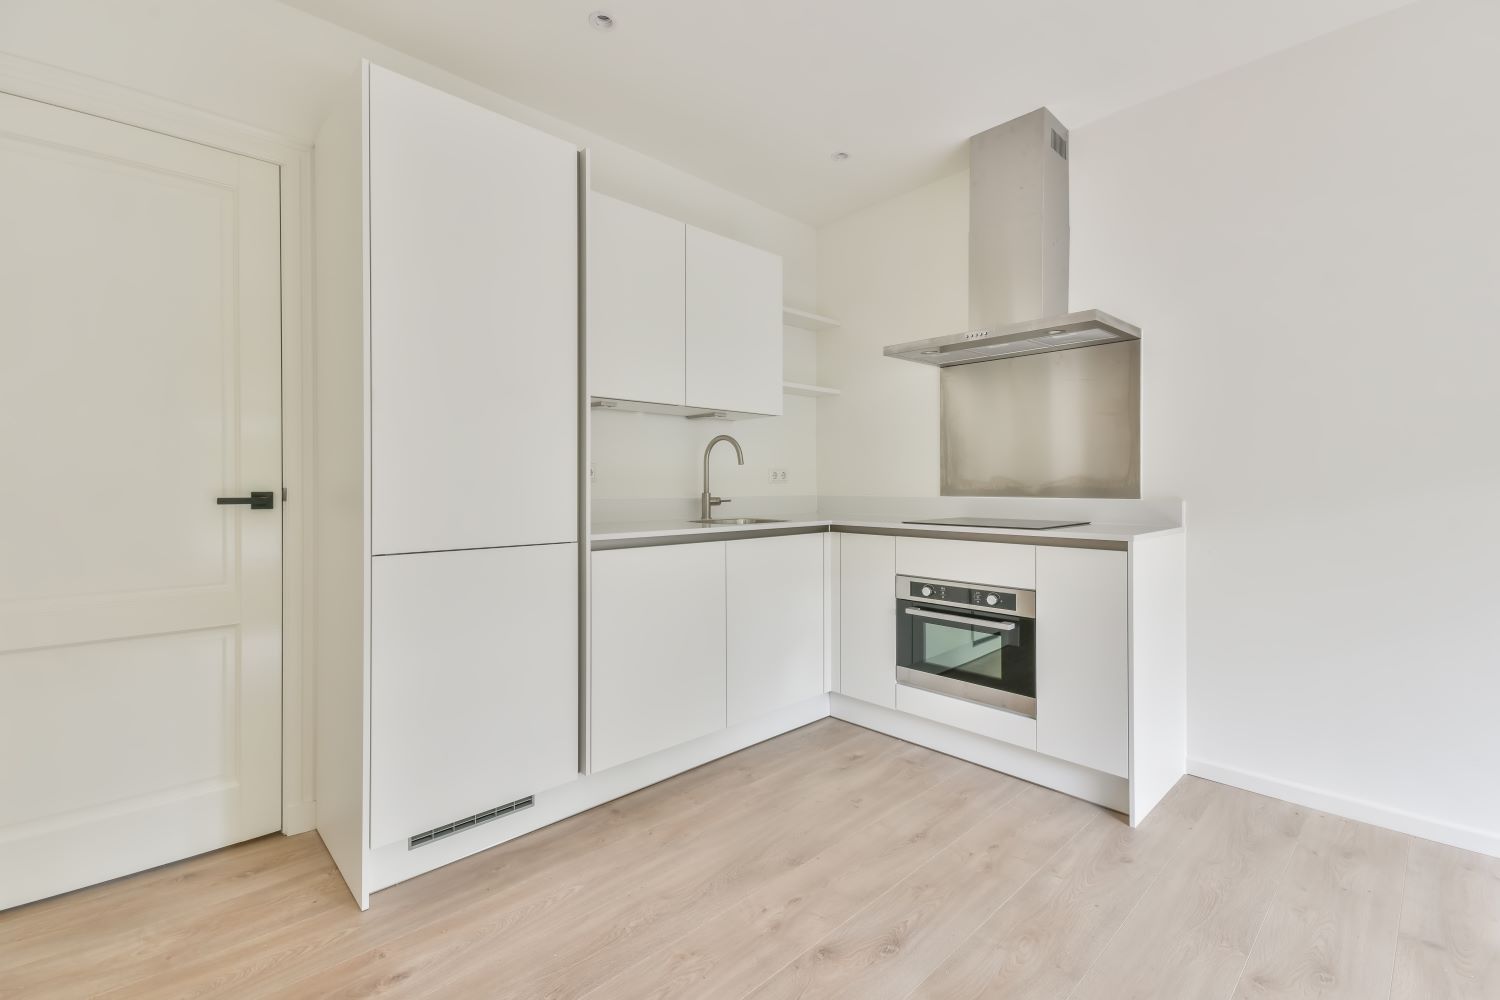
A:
[[217, 491, 275, 510]]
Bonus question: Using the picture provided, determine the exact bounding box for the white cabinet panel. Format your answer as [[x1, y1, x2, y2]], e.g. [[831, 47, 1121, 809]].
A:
[[895, 537, 1035, 590], [895, 684, 1037, 750], [1036, 547, 1129, 777], [838, 533, 896, 708], [727, 535, 824, 726], [370, 544, 578, 847], [591, 543, 727, 772], [588, 194, 685, 405], [368, 65, 578, 555], [685, 224, 782, 416]]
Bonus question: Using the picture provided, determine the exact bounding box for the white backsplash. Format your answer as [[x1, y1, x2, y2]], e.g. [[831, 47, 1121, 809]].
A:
[[592, 494, 821, 524]]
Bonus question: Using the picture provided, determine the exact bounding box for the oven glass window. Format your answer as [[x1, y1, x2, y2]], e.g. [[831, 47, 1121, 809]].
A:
[[912, 616, 1035, 699]]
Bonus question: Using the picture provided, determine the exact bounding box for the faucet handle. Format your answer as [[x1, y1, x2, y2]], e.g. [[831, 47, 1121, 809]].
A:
[[709, 496, 731, 507]]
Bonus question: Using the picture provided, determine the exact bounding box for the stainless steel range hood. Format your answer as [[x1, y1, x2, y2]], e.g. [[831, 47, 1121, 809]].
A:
[[885, 308, 1140, 365], [884, 109, 1141, 366]]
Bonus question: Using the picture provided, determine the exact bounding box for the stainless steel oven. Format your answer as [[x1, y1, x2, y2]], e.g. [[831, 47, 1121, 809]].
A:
[[895, 575, 1036, 717]]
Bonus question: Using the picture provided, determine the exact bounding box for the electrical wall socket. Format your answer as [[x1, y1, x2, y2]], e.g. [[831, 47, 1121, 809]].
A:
[[769, 468, 789, 484]]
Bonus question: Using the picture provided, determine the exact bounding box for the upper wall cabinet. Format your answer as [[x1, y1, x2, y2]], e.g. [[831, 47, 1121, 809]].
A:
[[588, 194, 685, 406], [369, 66, 578, 556], [685, 225, 783, 417], [588, 194, 782, 418]]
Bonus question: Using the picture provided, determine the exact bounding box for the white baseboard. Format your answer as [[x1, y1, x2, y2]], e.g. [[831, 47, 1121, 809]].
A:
[[833, 694, 1128, 814], [282, 799, 317, 836], [1188, 757, 1500, 859]]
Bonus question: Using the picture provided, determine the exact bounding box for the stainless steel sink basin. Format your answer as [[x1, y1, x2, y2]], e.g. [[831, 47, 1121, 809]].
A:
[[687, 517, 785, 526]]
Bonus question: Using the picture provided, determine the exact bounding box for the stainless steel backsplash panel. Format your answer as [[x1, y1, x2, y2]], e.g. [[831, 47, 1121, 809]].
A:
[[940, 341, 1140, 498]]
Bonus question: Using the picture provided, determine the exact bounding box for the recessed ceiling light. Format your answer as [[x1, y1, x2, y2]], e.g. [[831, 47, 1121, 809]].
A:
[[830, 151, 850, 162], [589, 11, 615, 31]]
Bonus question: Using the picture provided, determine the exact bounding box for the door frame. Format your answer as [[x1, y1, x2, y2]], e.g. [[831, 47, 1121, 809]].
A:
[[0, 53, 318, 835]]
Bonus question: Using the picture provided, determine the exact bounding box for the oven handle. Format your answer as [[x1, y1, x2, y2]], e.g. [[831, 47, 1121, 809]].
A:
[[903, 607, 1017, 630]]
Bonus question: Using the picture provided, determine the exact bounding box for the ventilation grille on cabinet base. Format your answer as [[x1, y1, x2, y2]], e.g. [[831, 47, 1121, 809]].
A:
[[407, 795, 534, 850]]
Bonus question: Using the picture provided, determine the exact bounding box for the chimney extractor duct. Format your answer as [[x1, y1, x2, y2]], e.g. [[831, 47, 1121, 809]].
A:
[[884, 109, 1141, 365], [884, 109, 1141, 498]]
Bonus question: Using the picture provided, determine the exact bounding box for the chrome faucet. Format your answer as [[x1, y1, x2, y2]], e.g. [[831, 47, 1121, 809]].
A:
[[700, 434, 745, 520]]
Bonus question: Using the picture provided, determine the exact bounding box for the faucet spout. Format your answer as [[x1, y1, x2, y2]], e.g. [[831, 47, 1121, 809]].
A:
[[700, 435, 746, 520]]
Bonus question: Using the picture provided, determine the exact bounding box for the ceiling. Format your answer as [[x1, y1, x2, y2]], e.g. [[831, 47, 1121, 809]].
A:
[[279, 0, 1411, 225]]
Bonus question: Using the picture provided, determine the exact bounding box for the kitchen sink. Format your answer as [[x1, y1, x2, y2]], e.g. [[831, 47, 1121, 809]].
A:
[[687, 517, 785, 525]]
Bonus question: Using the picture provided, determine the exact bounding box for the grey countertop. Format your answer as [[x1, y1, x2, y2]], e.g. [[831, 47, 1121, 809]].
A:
[[590, 515, 1182, 546]]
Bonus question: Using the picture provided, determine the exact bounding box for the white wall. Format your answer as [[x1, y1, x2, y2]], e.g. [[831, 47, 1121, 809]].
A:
[[817, 171, 967, 496], [0, 0, 820, 505], [1073, 0, 1500, 852], [817, 0, 1500, 852]]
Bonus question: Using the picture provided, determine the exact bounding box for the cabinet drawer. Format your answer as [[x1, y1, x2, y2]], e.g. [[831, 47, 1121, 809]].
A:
[[895, 684, 1037, 750], [895, 537, 1035, 589]]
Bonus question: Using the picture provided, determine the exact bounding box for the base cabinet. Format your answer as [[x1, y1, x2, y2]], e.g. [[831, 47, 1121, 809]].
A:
[[727, 535, 824, 725], [370, 545, 579, 847], [1035, 547, 1129, 777], [591, 543, 727, 772], [838, 533, 896, 708]]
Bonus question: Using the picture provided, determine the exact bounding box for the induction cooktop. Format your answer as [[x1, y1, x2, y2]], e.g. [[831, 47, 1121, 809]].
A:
[[902, 516, 1091, 530]]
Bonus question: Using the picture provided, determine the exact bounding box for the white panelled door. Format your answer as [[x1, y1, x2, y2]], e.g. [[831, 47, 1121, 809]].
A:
[[0, 92, 282, 909]]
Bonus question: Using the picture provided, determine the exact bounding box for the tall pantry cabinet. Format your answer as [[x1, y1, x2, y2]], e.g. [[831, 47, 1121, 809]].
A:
[[315, 63, 583, 908]]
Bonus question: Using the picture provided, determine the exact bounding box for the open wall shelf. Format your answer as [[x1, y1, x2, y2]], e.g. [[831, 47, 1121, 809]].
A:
[[782, 307, 840, 332], [783, 381, 841, 398]]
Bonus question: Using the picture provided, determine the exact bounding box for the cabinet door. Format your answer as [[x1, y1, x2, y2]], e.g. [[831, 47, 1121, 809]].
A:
[[588, 194, 685, 405], [368, 65, 578, 555], [838, 533, 896, 708], [370, 544, 578, 847], [685, 225, 782, 416], [727, 535, 824, 726], [895, 537, 1035, 589], [591, 543, 727, 771], [1035, 547, 1128, 776]]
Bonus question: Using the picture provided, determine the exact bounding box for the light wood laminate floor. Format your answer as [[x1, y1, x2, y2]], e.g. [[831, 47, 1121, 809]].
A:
[[3, 719, 1497, 999]]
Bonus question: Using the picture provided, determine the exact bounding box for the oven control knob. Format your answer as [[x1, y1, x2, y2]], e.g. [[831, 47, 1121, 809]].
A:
[[984, 593, 999, 606], [920, 585, 934, 598]]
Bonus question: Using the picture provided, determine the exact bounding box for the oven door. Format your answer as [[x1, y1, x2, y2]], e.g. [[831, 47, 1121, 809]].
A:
[[896, 601, 1037, 717]]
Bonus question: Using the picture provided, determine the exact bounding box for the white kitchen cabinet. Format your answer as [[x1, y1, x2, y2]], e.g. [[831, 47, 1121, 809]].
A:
[[838, 533, 896, 708], [370, 545, 578, 847], [368, 64, 578, 556], [314, 62, 581, 907], [1035, 547, 1129, 777], [895, 536, 1035, 590], [591, 543, 727, 772], [685, 224, 783, 416], [588, 193, 685, 406], [727, 535, 825, 726]]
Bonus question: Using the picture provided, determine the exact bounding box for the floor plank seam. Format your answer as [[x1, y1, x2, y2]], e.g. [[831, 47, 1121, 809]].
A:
[[1225, 806, 1315, 1000], [891, 803, 1101, 1000], [1382, 836, 1414, 1000]]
